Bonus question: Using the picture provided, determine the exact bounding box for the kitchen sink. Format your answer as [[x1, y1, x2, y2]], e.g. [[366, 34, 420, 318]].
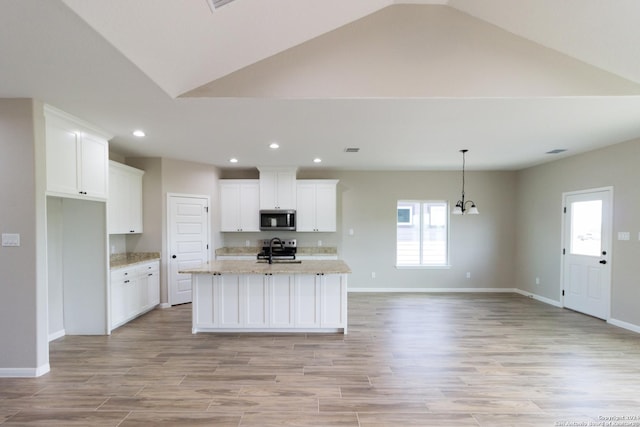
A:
[[256, 260, 302, 264]]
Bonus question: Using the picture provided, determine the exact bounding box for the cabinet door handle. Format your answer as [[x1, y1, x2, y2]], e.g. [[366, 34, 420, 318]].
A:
[[124, 280, 130, 283], [172, 255, 177, 259], [148, 273, 153, 276]]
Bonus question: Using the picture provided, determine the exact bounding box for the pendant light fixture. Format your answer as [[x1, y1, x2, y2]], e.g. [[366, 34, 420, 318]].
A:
[[452, 149, 479, 215]]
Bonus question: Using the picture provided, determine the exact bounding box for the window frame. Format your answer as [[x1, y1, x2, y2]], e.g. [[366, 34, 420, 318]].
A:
[[395, 200, 451, 269]]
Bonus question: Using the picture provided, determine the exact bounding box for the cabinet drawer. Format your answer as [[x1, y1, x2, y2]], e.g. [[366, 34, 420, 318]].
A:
[[111, 267, 135, 284], [137, 261, 160, 276]]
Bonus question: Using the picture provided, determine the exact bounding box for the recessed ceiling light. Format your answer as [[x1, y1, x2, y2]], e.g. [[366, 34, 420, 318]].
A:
[[269, 142, 280, 149], [229, 158, 238, 163], [132, 130, 145, 137], [313, 158, 322, 163]]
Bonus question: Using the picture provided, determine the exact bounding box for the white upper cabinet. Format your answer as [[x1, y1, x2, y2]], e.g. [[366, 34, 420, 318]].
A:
[[220, 180, 260, 232], [258, 167, 297, 210], [296, 180, 338, 232], [108, 161, 144, 234], [44, 105, 111, 201]]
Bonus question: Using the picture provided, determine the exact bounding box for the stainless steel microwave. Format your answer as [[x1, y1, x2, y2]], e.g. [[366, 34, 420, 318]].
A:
[[259, 210, 296, 231]]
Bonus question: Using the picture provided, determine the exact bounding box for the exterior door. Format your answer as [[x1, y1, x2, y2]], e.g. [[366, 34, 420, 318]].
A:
[[168, 194, 209, 305], [562, 188, 612, 320]]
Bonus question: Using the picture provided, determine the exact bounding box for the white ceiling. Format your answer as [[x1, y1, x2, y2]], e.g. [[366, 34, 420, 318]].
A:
[[2, 0, 640, 171]]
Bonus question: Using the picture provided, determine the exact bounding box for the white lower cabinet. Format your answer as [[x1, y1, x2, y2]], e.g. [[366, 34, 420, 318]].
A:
[[110, 260, 160, 330], [294, 275, 320, 327], [269, 274, 294, 327], [219, 274, 242, 327], [192, 272, 347, 333], [320, 274, 347, 327], [245, 275, 269, 327]]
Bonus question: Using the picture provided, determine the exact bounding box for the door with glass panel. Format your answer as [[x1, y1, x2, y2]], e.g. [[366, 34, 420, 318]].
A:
[[562, 188, 612, 320]]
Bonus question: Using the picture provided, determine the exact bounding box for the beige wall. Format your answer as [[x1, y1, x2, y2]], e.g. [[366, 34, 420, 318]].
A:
[[0, 99, 48, 374], [515, 138, 640, 326], [293, 169, 518, 289]]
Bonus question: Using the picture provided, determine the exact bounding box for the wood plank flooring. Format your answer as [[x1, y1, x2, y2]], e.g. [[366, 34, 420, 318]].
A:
[[2, 293, 640, 426]]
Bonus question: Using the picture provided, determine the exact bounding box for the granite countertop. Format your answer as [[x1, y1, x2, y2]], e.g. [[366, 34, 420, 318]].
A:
[[181, 259, 351, 275], [215, 246, 338, 257], [110, 252, 161, 269]]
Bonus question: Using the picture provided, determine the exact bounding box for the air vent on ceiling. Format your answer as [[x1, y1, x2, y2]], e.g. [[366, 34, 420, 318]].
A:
[[546, 149, 567, 154], [344, 148, 360, 153], [207, 0, 235, 12]]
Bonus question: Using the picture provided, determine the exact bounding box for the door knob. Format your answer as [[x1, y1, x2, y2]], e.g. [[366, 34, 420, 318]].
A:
[[172, 255, 177, 259], [599, 260, 607, 264]]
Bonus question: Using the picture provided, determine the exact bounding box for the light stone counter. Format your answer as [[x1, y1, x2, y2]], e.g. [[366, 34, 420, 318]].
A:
[[110, 252, 160, 269], [181, 259, 350, 275], [215, 246, 338, 257]]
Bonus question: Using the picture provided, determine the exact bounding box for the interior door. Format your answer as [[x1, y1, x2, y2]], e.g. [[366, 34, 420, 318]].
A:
[[168, 195, 209, 305], [562, 188, 612, 320]]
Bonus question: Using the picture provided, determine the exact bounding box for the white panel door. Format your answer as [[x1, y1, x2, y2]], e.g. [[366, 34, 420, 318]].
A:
[[562, 189, 612, 320], [168, 195, 209, 305]]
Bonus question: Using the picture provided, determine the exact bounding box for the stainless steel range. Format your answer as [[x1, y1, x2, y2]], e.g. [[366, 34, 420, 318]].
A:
[[256, 238, 297, 263]]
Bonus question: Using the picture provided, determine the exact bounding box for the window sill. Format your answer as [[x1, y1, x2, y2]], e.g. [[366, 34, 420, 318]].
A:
[[395, 265, 451, 270]]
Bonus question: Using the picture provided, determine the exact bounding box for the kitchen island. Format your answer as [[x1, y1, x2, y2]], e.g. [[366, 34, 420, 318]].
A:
[[181, 260, 351, 334]]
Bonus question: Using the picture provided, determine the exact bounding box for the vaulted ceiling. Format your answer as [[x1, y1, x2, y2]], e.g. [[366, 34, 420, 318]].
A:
[[2, 0, 640, 170]]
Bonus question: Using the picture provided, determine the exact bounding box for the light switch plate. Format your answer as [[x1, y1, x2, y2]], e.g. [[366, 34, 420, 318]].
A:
[[618, 231, 630, 241], [1, 233, 20, 247]]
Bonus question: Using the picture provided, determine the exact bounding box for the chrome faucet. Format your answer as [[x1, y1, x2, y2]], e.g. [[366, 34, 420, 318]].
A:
[[268, 237, 283, 264]]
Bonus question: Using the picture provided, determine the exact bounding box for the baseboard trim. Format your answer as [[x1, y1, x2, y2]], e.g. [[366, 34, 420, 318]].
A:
[[48, 329, 65, 342], [348, 287, 517, 293], [159, 303, 171, 309], [0, 363, 50, 378], [608, 318, 640, 334], [512, 289, 562, 307]]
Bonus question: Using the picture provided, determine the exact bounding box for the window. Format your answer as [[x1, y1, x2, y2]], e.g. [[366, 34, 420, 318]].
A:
[[396, 201, 448, 267], [397, 206, 413, 225]]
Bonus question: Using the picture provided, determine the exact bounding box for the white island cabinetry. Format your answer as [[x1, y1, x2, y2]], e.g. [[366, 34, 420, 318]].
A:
[[188, 260, 350, 334]]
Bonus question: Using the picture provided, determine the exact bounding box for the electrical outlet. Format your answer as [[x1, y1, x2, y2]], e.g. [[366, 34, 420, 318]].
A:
[[466, 272, 471, 279], [535, 277, 540, 285], [618, 231, 630, 241], [245, 240, 250, 247], [317, 240, 322, 247], [371, 272, 376, 279], [349, 228, 354, 236]]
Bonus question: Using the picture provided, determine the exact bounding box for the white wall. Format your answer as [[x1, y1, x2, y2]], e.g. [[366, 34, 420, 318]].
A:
[[47, 197, 64, 339], [515, 138, 640, 327]]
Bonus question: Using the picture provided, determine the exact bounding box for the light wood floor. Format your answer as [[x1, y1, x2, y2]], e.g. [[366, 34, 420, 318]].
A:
[[2, 293, 640, 426]]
